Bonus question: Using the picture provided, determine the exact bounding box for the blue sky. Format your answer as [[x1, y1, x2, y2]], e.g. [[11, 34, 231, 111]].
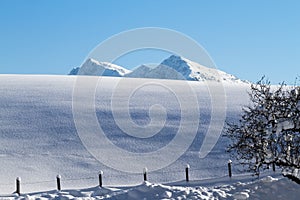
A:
[[0, 0, 299, 84]]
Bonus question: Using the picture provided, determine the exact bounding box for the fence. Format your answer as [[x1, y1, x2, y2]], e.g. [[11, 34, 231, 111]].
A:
[[7, 160, 245, 196]]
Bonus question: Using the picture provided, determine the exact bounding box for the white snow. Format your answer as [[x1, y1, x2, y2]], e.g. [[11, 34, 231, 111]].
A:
[[0, 74, 298, 199], [233, 192, 249, 200], [1, 175, 299, 199]]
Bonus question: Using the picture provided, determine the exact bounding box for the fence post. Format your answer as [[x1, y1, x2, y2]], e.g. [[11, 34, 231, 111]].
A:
[[56, 175, 61, 191], [228, 160, 232, 178], [16, 177, 21, 195], [143, 167, 148, 182], [99, 171, 103, 187], [186, 164, 190, 182]]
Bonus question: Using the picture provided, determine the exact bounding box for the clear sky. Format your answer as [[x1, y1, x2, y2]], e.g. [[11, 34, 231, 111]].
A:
[[0, 0, 299, 84]]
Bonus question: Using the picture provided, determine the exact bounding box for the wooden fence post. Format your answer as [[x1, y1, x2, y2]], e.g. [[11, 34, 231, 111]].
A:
[[16, 177, 21, 195], [272, 162, 276, 172], [56, 175, 61, 191], [143, 167, 148, 182], [99, 171, 103, 187], [228, 160, 232, 178], [186, 164, 190, 182]]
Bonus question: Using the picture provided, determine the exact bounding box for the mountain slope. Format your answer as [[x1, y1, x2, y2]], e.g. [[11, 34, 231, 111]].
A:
[[125, 65, 152, 78]]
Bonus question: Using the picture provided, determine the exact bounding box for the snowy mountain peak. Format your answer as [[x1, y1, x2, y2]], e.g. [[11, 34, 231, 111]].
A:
[[70, 58, 131, 77], [160, 55, 194, 80], [160, 55, 243, 83], [69, 55, 246, 84]]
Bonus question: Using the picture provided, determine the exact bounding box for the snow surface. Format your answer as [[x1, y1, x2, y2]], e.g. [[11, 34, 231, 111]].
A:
[[2, 175, 300, 199], [0, 75, 297, 199]]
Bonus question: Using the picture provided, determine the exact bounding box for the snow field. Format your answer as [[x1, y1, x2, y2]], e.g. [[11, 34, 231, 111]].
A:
[[3, 75, 293, 199]]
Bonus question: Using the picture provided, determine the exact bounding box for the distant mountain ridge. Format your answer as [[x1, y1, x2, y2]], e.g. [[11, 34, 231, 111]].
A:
[[69, 55, 246, 83], [69, 58, 130, 77]]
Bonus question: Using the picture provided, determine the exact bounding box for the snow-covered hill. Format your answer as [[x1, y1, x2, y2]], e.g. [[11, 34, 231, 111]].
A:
[[70, 55, 247, 84], [0, 75, 250, 195], [1, 75, 298, 199]]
